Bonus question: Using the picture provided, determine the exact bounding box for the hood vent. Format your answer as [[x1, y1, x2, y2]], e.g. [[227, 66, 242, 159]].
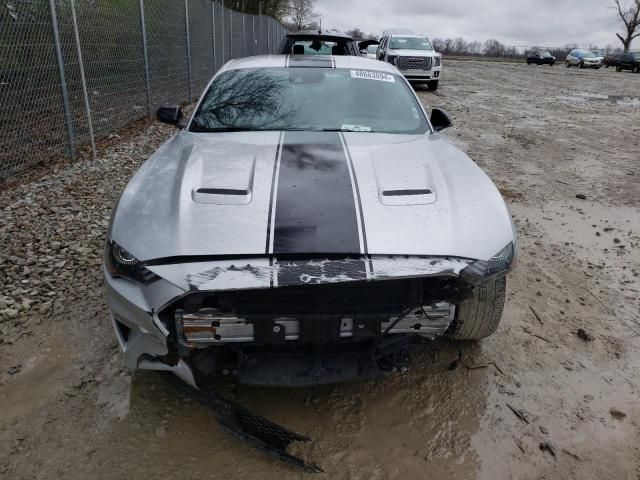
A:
[[382, 189, 432, 197], [196, 188, 250, 196], [192, 187, 252, 205]]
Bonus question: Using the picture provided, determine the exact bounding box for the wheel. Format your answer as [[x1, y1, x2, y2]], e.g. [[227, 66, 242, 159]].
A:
[[579, 61, 584, 69], [450, 276, 507, 340], [550, 62, 555, 66], [537, 60, 543, 65], [616, 65, 622, 72], [427, 80, 439, 91], [633, 65, 640, 73], [527, 60, 531, 65], [566, 61, 570, 68]]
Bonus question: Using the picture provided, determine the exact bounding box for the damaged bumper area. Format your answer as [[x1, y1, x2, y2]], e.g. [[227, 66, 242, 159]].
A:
[[105, 255, 478, 387]]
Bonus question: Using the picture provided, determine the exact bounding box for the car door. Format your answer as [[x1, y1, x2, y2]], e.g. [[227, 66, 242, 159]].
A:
[[621, 54, 632, 68], [358, 39, 379, 57], [377, 37, 387, 60]]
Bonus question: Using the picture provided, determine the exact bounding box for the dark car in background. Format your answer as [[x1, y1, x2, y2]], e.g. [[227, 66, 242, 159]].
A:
[[616, 52, 640, 73], [279, 30, 361, 56], [603, 52, 621, 68], [526, 50, 555, 65]]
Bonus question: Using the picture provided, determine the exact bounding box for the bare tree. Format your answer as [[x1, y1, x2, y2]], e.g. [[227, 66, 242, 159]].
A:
[[288, 0, 317, 31], [346, 28, 365, 40], [613, 0, 640, 52]]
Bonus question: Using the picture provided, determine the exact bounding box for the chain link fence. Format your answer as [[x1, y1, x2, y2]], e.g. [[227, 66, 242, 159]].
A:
[[0, 0, 287, 181]]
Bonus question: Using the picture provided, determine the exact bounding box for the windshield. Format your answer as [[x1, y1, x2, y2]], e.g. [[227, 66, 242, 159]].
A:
[[190, 67, 428, 134], [389, 36, 433, 50], [581, 51, 595, 58], [367, 45, 378, 54], [540, 51, 551, 56]]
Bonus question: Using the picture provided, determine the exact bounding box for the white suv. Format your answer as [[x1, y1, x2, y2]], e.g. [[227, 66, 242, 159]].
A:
[[377, 33, 442, 90]]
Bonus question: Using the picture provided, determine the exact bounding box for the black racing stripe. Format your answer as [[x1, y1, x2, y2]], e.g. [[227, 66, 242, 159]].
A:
[[287, 55, 333, 68], [273, 131, 361, 255], [265, 132, 284, 255]]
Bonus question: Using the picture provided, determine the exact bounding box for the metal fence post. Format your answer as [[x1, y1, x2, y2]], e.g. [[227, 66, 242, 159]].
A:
[[221, 1, 225, 64], [69, 0, 96, 160], [139, 0, 152, 118], [229, 7, 233, 59], [47, 0, 76, 161], [258, 3, 262, 55], [184, 0, 192, 102], [242, 14, 245, 57], [211, 1, 216, 72], [252, 15, 255, 56]]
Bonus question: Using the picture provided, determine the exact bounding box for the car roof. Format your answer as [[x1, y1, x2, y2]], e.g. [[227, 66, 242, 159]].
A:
[[286, 30, 353, 40], [219, 55, 398, 74]]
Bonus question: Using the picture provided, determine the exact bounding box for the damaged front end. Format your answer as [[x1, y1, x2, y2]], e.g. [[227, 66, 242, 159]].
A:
[[142, 255, 478, 387]]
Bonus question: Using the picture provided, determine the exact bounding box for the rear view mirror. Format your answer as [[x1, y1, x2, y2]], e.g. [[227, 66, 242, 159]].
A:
[[430, 108, 452, 132], [157, 106, 183, 127]]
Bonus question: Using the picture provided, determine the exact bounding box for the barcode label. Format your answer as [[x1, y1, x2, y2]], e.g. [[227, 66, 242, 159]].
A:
[[350, 70, 395, 82]]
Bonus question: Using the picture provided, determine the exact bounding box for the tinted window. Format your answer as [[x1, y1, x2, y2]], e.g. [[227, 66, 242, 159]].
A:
[[191, 68, 429, 134], [287, 40, 339, 55], [389, 37, 433, 50], [367, 45, 378, 54]]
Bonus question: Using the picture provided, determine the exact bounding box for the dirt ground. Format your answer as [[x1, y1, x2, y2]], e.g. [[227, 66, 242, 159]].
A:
[[1, 60, 639, 480]]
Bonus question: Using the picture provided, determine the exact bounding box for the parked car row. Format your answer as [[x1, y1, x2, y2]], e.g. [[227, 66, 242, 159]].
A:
[[279, 29, 443, 90], [526, 48, 640, 73]]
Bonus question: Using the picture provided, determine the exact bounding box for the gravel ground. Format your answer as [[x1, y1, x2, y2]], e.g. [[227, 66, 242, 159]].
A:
[[1, 60, 639, 479]]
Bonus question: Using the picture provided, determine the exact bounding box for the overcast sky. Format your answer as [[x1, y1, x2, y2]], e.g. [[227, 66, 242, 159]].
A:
[[315, 0, 632, 49]]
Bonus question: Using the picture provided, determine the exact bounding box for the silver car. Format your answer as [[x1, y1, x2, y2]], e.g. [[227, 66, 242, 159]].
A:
[[104, 55, 516, 388], [566, 49, 603, 69], [377, 33, 442, 89]]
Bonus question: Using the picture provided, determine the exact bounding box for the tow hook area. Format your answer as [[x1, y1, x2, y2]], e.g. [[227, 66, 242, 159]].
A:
[[161, 372, 323, 473]]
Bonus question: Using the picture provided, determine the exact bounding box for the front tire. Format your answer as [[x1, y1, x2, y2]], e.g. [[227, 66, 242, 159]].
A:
[[549, 62, 555, 66], [579, 61, 584, 69], [616, 65, 622, 72], [566, 61, 570, 68], [427, 80, 439, 91], [450, 276, 507, 340], [633, 65, 640, 73]]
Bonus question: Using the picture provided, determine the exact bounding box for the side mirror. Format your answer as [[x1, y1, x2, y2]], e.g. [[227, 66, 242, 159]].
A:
[[157, 106, 183, 127], [430, 108, 452, 132]]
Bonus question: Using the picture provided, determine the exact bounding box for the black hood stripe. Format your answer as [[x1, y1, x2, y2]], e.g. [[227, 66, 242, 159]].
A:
[[270, 131, 362, 256]]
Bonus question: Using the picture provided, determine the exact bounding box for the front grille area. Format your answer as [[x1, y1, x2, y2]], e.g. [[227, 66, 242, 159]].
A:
[[397, 56, 433, 71], [168, 278, 464, 347]]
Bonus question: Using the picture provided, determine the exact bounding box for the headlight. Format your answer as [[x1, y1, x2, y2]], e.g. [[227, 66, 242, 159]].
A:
[[387, 55, 398, 66], [460, 242, 516, 284], [105, 241, 159, 285], [434, 56, 441, 67]]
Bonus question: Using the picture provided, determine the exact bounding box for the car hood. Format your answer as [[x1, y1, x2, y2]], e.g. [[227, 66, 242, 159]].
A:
[[111, 131, 514, 263]]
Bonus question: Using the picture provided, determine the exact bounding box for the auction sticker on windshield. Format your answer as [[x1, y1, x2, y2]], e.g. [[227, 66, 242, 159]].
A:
[[350, 70, 395, 82]]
